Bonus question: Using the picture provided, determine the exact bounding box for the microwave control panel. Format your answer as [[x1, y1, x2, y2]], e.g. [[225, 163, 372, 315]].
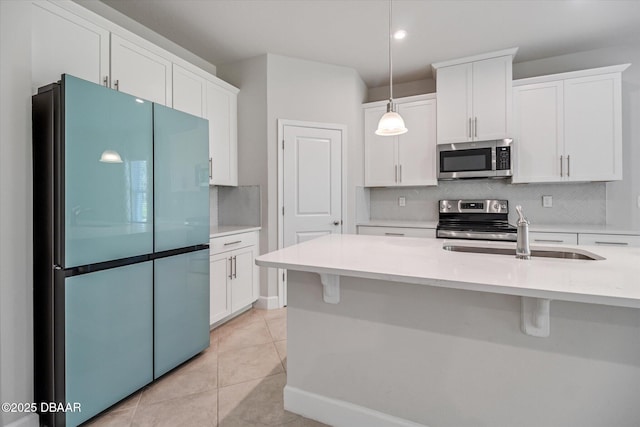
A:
[[496, 147, 511, 170]]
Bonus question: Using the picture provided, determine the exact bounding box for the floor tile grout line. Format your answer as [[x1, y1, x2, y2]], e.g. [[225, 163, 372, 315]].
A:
[[218, 370, 288, 391]]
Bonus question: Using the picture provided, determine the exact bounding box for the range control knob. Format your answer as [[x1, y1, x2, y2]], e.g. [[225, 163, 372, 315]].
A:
[[493, 203, 499, 210]]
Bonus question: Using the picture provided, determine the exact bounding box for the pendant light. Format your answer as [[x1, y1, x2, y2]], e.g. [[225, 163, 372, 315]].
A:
[[375, 0, 407, 136]]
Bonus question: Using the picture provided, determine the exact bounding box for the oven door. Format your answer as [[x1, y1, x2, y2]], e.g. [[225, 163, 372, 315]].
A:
[[437, 141, 496, 179]]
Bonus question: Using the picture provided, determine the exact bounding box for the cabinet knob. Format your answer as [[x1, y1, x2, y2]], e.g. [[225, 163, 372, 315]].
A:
[[333, 221, 340, 226]]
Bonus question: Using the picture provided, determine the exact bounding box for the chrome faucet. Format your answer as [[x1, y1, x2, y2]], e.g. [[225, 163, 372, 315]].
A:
[[515, 205, 531, 260]]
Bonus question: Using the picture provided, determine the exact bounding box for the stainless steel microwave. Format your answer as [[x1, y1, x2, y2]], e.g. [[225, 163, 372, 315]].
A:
[[437, 139, 513, 179]]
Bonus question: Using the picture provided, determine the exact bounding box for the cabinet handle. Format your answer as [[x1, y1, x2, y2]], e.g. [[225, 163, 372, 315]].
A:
[[385, 232, 405, 236], [224, 240, 242, 246], [468, 118, 472, 138], [395, 165, 398, 183], [533, 239, 563, 243], [114, 79, 119, 91], [228, 257, 233, 279], [474, 117, 478, 138], [399, 165, 402, 183], [594, 241, 628, 246], [233, 256, 237, 278], [560, 155, 563, 177], [209, 158, 213, 179], [103, 76, 109, 87], [567, 155, 570, 177]]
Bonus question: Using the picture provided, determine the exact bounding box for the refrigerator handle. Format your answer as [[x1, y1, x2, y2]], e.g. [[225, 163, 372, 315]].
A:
[[209, 158, 213, 179]]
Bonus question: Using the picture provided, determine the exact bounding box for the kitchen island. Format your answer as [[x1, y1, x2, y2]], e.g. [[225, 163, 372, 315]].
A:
[[256, 234, 640, 427]]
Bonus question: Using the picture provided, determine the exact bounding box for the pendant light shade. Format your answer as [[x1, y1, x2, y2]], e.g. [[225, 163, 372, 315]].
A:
[[376, 0, 407, 137], [375, 105, 408, 136]]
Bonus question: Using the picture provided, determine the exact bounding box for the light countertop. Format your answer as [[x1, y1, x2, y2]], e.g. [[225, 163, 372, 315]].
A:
[[256, 233, 640, 309], [357, 220, 639, 235], [210, 225, 261, 238]]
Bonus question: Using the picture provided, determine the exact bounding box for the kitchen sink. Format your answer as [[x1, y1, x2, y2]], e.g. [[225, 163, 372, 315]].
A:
[[442, 243, 605, 260]]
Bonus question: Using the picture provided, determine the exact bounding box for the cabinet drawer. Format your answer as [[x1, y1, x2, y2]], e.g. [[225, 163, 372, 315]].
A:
[[211, 231, 258, 254], [529, 232, 578, 245], [578, 233, 640, 248], [358, 226, 436, 238]]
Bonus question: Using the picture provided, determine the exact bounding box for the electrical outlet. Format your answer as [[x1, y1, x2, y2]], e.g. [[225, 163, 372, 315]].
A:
[[399, 196, 406, 207], [542, 195, 553, 208]]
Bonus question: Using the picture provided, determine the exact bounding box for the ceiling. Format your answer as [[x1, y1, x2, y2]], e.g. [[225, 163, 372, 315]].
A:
[[100, 0, 640, 88]]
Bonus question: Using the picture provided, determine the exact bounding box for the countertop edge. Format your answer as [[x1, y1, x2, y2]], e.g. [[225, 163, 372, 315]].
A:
[[255, 257, 640, 309], [210, 226, 261, 239]]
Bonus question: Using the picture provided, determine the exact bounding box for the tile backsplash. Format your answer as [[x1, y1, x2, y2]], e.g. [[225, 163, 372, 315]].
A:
[[369, 181, 606, 225]]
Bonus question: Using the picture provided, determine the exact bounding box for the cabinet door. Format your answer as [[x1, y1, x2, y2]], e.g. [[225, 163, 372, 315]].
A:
[[31, 1, 109, 92], [111, 34, 172, 105], [472, 56, 512, 141], [564, 73, 622, 181], [153, 104, 210, 252], [64, 75, 153, 268], [231, 247, 255, 312], [436, 63, 472, 144], [364, 105, 398, 186], [207, 80, 238, 186], [65, 262, 153, 426], [210, 252, 232, 324], [512, 81, 564, 183], [154, 250, 210, 378], [172, 64, 207, 118], [397, 100, 437, 186]]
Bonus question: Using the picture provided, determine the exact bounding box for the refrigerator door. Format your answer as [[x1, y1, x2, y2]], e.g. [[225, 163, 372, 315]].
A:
[[153, 103, 209, 252], [154, 249, 210, 378], [64, 75, 153, 268], [65, 262, 153, 426]]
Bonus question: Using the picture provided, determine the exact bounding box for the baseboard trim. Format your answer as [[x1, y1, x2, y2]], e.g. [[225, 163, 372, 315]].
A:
[[283, 385, 426, 427], [254, 295, 280, 310], [4, 413, 39, 427]]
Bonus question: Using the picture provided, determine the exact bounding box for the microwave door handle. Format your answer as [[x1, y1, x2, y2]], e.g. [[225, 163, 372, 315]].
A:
[[474, 117, 478, 138]]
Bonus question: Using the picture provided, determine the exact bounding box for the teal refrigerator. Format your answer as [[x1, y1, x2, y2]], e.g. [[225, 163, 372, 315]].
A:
[[33, 75, 210, 426]]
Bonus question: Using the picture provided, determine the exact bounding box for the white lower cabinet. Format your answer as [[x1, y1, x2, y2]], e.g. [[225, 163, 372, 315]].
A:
[[578, 233, 640, 248], [210, 231, 259, 325], [529, 232, 578, 245], [357, 226, 436, 238]]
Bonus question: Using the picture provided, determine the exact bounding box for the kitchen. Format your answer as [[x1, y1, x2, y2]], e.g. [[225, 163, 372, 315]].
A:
[[2, 1, 640, 427]]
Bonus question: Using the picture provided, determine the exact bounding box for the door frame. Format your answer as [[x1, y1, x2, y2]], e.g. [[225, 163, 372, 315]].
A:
[[277, 119, 348, 307]]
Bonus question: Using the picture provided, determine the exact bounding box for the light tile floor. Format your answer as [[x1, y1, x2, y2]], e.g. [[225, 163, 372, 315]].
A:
[[84, 308, 328, 427]]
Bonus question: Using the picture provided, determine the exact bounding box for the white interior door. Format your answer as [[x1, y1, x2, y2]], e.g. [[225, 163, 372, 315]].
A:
[[283, 125, 342, 248]]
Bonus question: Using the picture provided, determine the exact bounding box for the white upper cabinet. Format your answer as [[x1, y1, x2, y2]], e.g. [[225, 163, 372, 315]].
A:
[[206, 80, 239, 186], [564, 72, 623, 182], [31, 1, 109, 92], [513, 65, 628, 183], [512, 81, 564, 183], [110, 34, 172, 105], [172, 63, 207, 118], [364, 95, 437, 187], [433, 49, 517, 144]]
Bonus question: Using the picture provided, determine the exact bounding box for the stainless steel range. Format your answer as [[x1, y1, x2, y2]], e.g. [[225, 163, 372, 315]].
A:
[[437, 199, 517, 241]]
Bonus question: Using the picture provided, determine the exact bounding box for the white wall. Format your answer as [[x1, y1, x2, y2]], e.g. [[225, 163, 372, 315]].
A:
[[0, 1, 35, 426], [512, 46, 640, 231], [367, 77, 435, 102]]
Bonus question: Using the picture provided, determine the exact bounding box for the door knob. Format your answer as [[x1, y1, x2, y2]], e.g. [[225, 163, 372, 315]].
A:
[[333, 221, 340, 226]]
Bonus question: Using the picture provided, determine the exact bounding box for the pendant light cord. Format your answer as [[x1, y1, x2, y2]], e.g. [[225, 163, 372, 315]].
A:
[[388, 0, 393, 103]]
